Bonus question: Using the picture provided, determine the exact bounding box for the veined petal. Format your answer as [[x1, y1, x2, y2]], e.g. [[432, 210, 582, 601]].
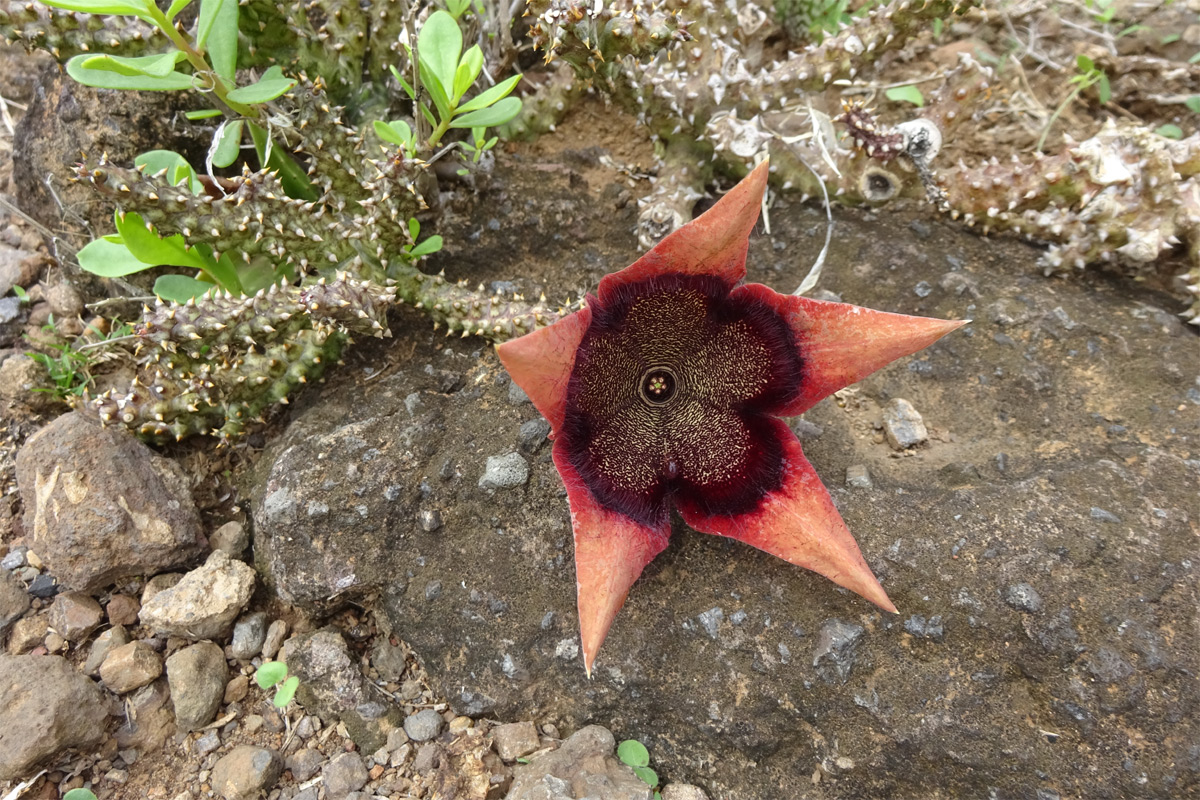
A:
[[496, 307, 593, 433], [553, 439, 670, 676], [730, 285, 967, 416], [678, 419, 896, 613], [598, 160, 769, 302]]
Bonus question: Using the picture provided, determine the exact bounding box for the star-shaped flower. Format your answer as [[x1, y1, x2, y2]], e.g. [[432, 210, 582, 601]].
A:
[[498, 161, 965, 675]]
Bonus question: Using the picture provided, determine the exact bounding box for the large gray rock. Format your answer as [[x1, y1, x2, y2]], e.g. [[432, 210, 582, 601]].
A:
[[14, 412, 206, 592], [246, 179, 1199, 798], [139, 550, 255, 639], [0, 654, 109, 780]]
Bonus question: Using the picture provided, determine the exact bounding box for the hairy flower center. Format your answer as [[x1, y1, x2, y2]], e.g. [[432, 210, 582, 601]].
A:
[[639, 368, 677, 404]]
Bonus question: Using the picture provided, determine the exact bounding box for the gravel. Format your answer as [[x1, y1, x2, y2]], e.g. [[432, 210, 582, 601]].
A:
[[478, 452, 529, 490], [403, 709, 445, 742]]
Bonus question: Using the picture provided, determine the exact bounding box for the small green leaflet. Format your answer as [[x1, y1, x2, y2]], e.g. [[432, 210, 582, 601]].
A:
[[76, 235, 154, 278], [616, 740, 650, 768], [1155, 124, 1183, 140], [456, 74, 521, 115], [418, 10, 463, 100], [450, 97, 521, 129], [226, 66, 296, 104], [410, 235, 443, 257], [79, 51, 186, 78], [373, 120, 413, 147], [885, 85, 925, 107], [255, 661, 288, 689], [273, 676, 299, 707], [38, 0, 153, 19], [154, 274, 216, 304], [210, 119, 244, 168], [66, 54, 194, 91], [135, 150, 203, 194], [115, 211, 211, 271]]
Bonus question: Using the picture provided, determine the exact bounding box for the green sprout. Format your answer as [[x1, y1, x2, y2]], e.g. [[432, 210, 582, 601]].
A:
[[254, 661, 299, 709], [1037, 54, 1111, 151], [25, 316, 134, 402], [617, 739, 661, 798], [885, 84, 925, 108], [62, 789, 99, 800]]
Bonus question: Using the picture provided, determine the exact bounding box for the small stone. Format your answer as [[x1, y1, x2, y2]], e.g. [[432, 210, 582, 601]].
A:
[[508, 381, 530, 404], [404, 709, 444, 742], [23, 551, 42, 571], [478, 452, 529, 490], [791, 419, 824, 440], [389, 743, 412, 768], [812, 619, 865, 684], [845, 465, 873, 489], [194, 729, 222, 756], [100, 641, 164, 694], [286, 747, 326, 782], [1089, 507, 1121, 524], [224, 674, 250, 704], [230, 611, 269, 659], [45, 281, 83, 318], [0, 548, 26, 570], [661, 785, 710, 800], [386, 728, 410, 750], [141, 573, 183, 605], [1004, 583, 1044, 613], [260, 619, 288, 659], [166, 641, 228, 732], [322, 752, 369, 799], [47, 592, 104, 642], [7, 615, 48, 654], [211, 746, 283, 800], [242, 715, 264, 734], [904, 614, 945, 640], [914, 280, 933, 298], [210, 521, 250, 558], [448, 715, 472, 733], [698, 607, 724, 640], [84, 625, 131, 676], [882, 398, 928, 450], [517, 418, 551, 454], [418, 509, 443, 532], [492, 721, 540, 761], [294, 714, 319, 739], [27, 574, 58, 598], [412, 742, 442, 773], [138, 550, 256, 640], [105, 594, 141, 626], [43, 632, 66, 652], [0, 570, 30, 637]]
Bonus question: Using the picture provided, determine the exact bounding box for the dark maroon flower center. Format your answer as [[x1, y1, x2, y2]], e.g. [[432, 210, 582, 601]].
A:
[[560, 274, 804, 527]]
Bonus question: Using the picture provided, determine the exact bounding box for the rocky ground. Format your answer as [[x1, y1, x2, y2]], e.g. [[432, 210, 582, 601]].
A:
[[1, 3, 1199, 800]]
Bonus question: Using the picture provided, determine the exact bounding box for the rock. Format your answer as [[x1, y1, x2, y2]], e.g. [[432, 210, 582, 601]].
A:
[[84, 624, 131, 676], [322, 752, 369, 799], [517, 418, 552, 454], [105, 594, 141, 626], [47, 591, 103, 642], [418, 509, 443, 532], [27, 574, 58, 598], [506, 725, 652, 800], [0, 570, 30, 637], [287, 629, 403, 753], [45, 280, 82, 318], [14, 413, 206, 592], [141, 573, 183, 605], [1004, 583, 1044, 614], [0, 355, 58, 411], [812, 620, 865, 685], [210, 520, 250, 557], [100, 641, 164, 694], [194, 730, 222, 756], [661, 786, 709, 800], [261, 619, 288, 659], [881, 398, 928, 450], [492, 721, 540, 761], [0, 654, 109, 780], [139, 550, 256, 639], [286, 747, 326, 782], [230, 611, 268, 660], [210, 746, 283, 800], [7, 615, 47, 654], [411, 742, 441, 774], [116, 678, 175, 753], [166, 641, 227, 732], [845, 464, 873, 489], [403, 709, 443, 742], [479, 452, 529, 490], [224, 674, 250, 704]]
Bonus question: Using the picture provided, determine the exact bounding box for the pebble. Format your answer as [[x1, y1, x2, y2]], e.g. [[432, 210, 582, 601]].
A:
[[28, 573, 58, 598], [84, 625, 130, 676], [845, 465, 873, 489], [210, 521, 250, 558], [138, 550, 256, 640], [904, 614, 945, 640], [882, 398, 928, 450], [697, 607, 723, 640], [418, 509, 443, 532], [389, 743, 412, 768], [322, 752, 369, 799], [294, 714, 319, 739], [662, 786, 711, 800], [99, 641, 164, 694], [508, 381, 531, 404], [1004, 583, 1044, 613], [260, 619, 288, 659], [47, 592, 104, 642], [224, 674, 250, 704], [166, 641, 228, 732], [210, 746, 283, 800], [230, 611, 269, 659], [7, 615, 48, 654], [1089, 507, 1121, 523], [194, 730, 222, 757], [517, 418, 551, 453], [412, 742, 441, 773], [0, 547, 26, 570], [286, 748, 326, 782], [43, 631, 66, 652], [492, 721, 540, 761], [403, 709, 444, 742], [105, 594, 141, 626], [0, 570, 30, 635], [914, 280, 933, 298], [812, 619, 865, 684], [478, 452, 529, 490]]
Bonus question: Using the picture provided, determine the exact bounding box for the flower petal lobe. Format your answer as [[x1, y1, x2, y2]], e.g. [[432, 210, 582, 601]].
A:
[[496, 307, 593, 433]]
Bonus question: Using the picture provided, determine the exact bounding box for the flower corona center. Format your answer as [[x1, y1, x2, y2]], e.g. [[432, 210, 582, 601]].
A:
[[639, 367, 677, 405]]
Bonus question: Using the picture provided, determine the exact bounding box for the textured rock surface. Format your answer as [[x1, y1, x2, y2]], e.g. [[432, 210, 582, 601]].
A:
[[506, 725, 652, 800], [0, 654, 109, 780], [14, 412, 206, 592], [246, 175, 1198, 798], [0, 570, 29, 637], [210, 745, 283, 800], [139, 550, 255, 639], [166, 641, 228, 732]]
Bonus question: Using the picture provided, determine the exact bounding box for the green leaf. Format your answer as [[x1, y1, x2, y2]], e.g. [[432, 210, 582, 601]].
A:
[[418, 10, 463, 99], [226, 65, 296, 104], [248, 121, 318, 201], [456, 73, 521, 114], [210, 118, 243, 168], [390, 64, 416, 100], [407, 218, 420, 240], [166, 0, 194, 21], [617, 740, 650, 768], [1096, 72, 1111, 105], [66, 55, 194, 91], [409, 235, 443, 257], [154, 274, 214, 304], [448, 96, 521, 128], [135, 150, 203, 194], [1155, 124, 1184, 139], [453, 45, 484, 102], [1076, 54, 1095, 73], [1161, 33, 1181, 44], [418, 61, 453, 124], [38, 0, 151, 16], [197, 0, 239, 83], [238, 256, 293, 294], [115, 211, 213, 271], [273, 675, 299, 707], [1187, 96, 1200, 114], [633, 766, 658, 788], [445, 0, 471, 18], [255, 661, 288, 689], [62, 790, 100, 800], [1191, 51, 1200, 65], [884, 84, 924, 107], [80, 51, 186, 78], [374, 120, 413, 147], [185, 108, 224, 120], [77, 235, 156, 278]]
